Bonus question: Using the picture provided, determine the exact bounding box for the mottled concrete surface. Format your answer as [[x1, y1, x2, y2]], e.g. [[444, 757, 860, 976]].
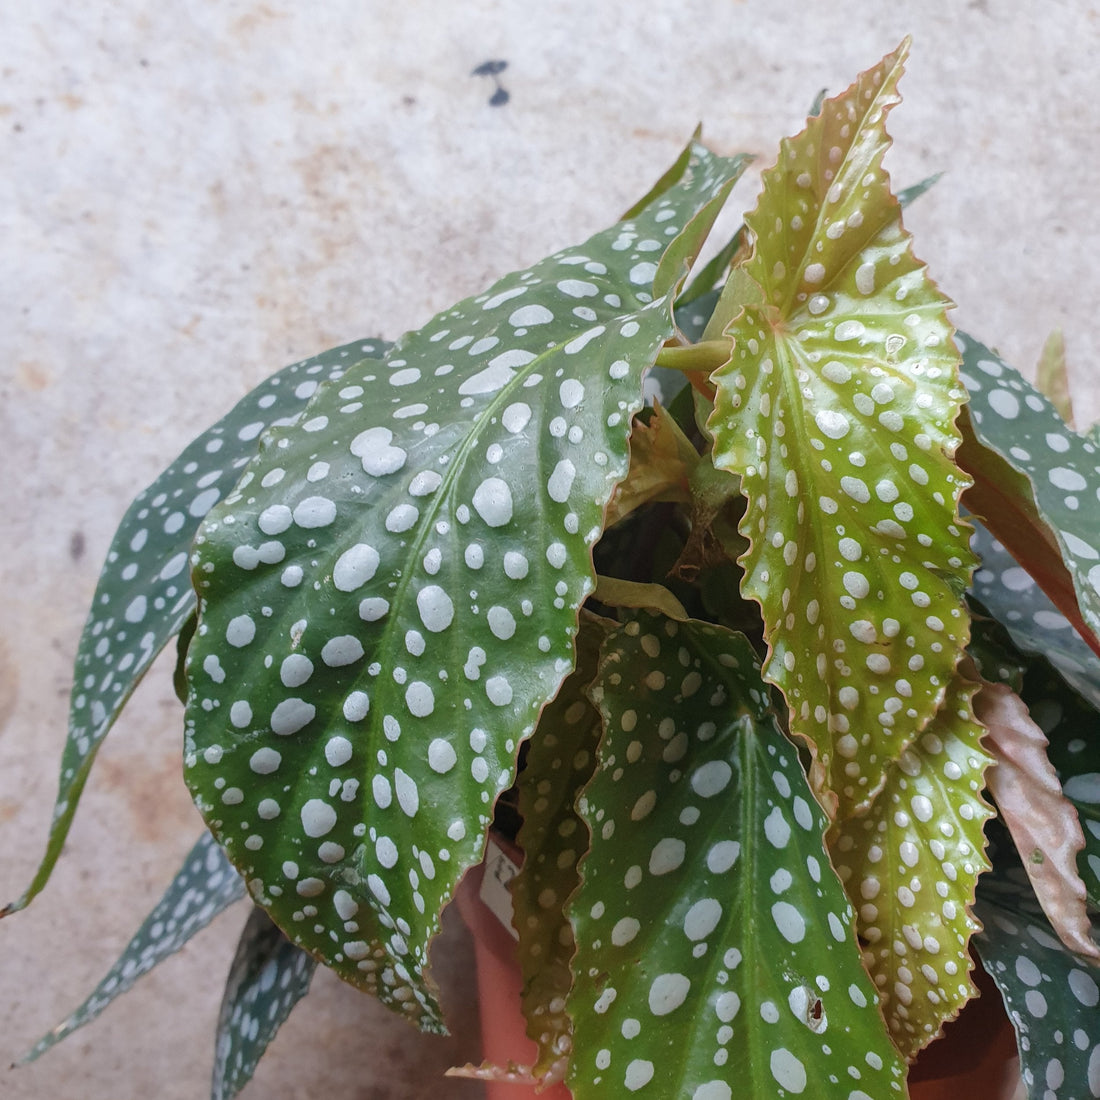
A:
[[2, 2, 1098, 1097]]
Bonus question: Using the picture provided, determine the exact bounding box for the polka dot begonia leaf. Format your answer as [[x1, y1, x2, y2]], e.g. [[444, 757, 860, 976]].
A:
[[1021, 664, 1100, 910], [183, 145, 751, 1029], [970, 520, 1100, 711], [511, 620, 608, 1086], [3, 338, 388, 919], [22, 830, 245, 1064], [829, 673, 994, 1058], [974, 858, 1100, 1100], [569, 615, 906, 1098], [957, 329, 1100, 659], [706, 40, 974, 820], [212, 905, 317, 1100]]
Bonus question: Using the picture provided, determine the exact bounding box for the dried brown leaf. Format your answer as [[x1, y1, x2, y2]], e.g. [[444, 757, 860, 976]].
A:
[[605, 402, 698, 527]]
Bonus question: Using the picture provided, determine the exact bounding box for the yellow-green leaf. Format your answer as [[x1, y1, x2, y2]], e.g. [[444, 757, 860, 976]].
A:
[[829, 675, 994, 1057], [706, 40, 973, 818]]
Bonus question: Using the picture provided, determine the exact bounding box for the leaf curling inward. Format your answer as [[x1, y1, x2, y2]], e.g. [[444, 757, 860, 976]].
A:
[[604, 402, 699, 528], [707, 40, 974, 820], [974, 679, 1099, 961], [508, 621, 607, 1086]]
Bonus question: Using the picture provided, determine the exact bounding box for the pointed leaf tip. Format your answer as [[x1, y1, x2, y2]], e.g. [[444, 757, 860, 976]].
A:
[[21, 831, 245, 1064], [707, 43, 972, 818], [568, 615, 905, 1097], [5, 339, 389, 917]]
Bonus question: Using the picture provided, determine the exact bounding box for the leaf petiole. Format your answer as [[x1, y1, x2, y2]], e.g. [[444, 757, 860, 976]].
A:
[[654, 339, 730, 375]]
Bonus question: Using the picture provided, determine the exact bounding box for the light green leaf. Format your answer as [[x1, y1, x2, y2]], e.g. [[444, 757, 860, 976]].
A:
[[678, 226, 747, 308], [707, 41, 973, 818], [212, 906, 317, 1100], [569, 615, 906, 1098], [956, 330, 1100, 658], [829, 674, 994, 1057], [3, 339, 388, 917], [22, 830, 245, 1062], [975, 856, 1100, 1100], [183, 145, 750, 1029], [605, 401, 700, 528]]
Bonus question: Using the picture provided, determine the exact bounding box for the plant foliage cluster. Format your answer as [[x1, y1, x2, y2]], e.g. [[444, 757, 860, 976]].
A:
[[7, 41, 1100, 1100]]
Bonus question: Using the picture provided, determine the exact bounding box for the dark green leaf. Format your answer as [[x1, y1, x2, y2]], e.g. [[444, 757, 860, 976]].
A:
[[21, 830, 245, 1062], [511, 619, 608, 1084], [1022, 664, 1100, 908], [212, 906, 317, 1100], [956, 330, 1100, 657], [183, 145, 751, 1028], [3, 338, 388, 917], [970, 519, 1100, 710], [569, 615, 906, 1098], [896, 172, 942, 209], [966, 609, 1027, 692], [975, 861, 1100, 1100]]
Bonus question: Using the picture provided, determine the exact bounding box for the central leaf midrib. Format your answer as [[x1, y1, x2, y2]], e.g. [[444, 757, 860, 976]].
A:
[[359, 298, 667, 887]]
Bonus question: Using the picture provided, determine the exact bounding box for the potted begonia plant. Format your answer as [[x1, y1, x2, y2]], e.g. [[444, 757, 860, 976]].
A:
[[6, 39, 1100, 1100]]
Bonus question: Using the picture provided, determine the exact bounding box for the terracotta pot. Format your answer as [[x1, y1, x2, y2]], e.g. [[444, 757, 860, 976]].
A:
[[907, 961, 1024, 1100], [454, 858, 571, 1100], [456, 849, 1022, 1100]]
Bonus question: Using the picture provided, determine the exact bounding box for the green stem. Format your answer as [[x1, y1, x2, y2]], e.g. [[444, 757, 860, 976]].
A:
[[655, 340, 730, 374]]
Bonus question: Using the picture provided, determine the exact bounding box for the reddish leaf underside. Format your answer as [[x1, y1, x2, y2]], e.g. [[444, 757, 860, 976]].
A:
[[974, 680, 1099, 961], [1027, 665, 1100, 908]]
